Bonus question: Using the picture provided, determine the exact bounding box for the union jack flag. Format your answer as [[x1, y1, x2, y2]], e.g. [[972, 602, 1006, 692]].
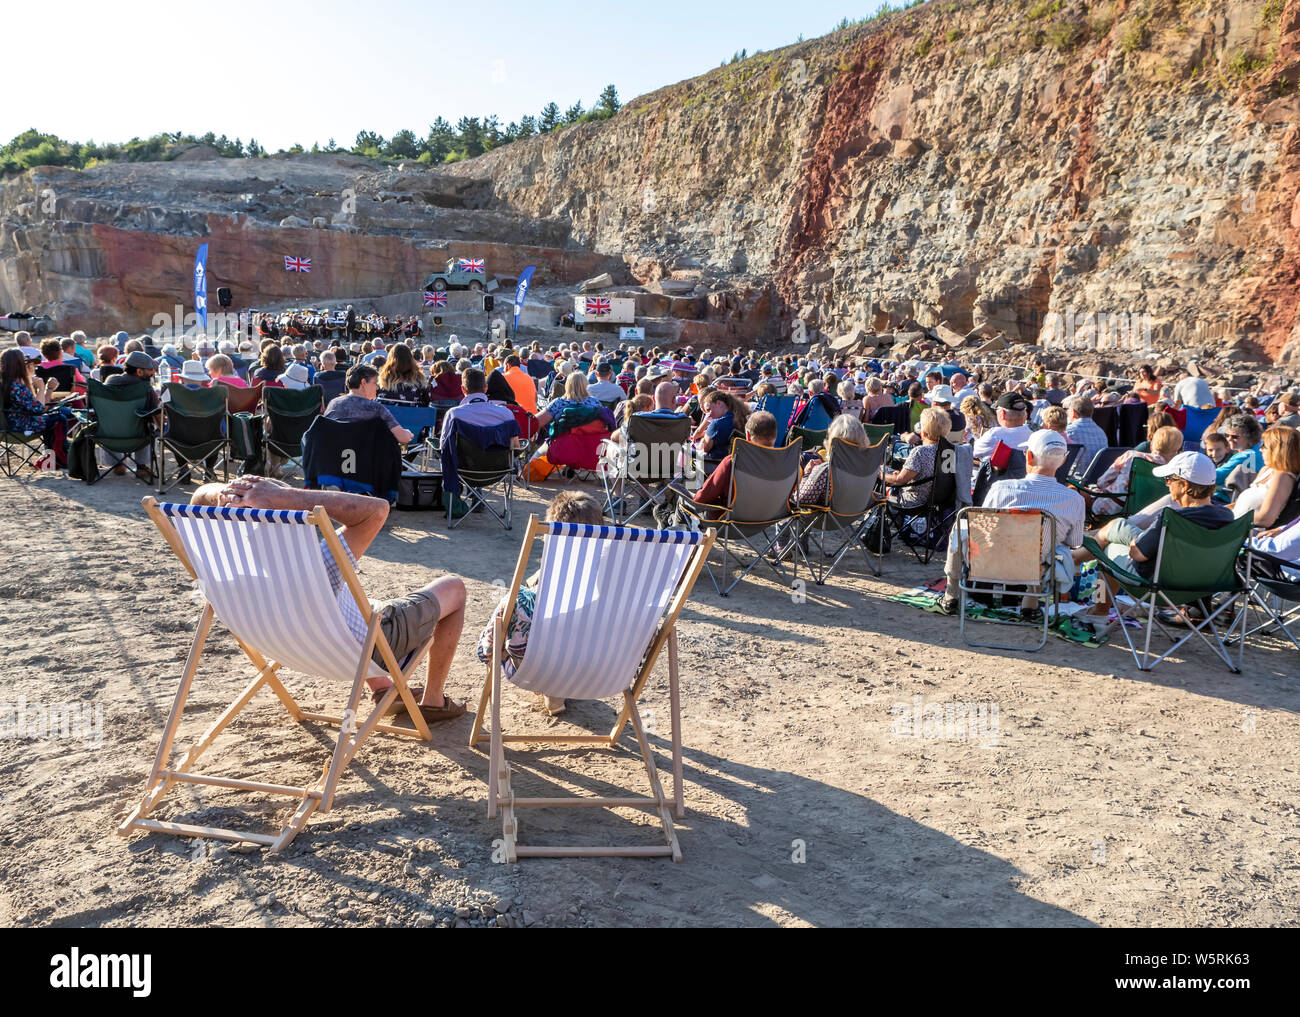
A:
[[285, 256, 311, 272], [585, 297, 611, 316], [457, 258, 485, 274], [423, 290, 447, 307]]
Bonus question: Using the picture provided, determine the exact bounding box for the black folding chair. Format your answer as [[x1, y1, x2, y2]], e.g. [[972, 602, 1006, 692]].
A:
[[1235, 549, 1300, 652], [882, 437, 958, 565], [601, 412, 691, 523], [449, 433, 515, 530]]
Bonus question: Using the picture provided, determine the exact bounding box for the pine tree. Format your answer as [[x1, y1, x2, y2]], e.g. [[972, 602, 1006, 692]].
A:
[[539, 102, 560, 132], [596, 84, 621, 117]]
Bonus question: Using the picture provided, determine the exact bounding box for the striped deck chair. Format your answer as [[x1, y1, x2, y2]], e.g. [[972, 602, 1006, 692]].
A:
[[118, 498, 436, 853], [469, 516, 715, 861]]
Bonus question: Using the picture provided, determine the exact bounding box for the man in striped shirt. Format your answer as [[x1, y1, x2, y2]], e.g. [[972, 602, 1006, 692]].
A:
[[941, 429, 1085, 621]]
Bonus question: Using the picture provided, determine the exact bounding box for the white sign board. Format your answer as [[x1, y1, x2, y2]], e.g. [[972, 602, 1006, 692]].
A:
[[620, 326, 646, 342]]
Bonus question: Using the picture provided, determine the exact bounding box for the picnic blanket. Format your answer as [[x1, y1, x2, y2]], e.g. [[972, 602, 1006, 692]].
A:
[[888, 575, 1109, 647]]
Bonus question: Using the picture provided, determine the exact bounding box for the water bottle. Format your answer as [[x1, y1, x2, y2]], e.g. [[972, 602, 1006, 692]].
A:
[[159, 361, 171, 387]]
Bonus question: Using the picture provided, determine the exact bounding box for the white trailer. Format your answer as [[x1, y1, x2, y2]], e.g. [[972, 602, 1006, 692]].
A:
[[574, 295, 635, 331]]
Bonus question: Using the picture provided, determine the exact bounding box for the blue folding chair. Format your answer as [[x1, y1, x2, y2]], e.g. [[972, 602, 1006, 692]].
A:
[[755, 394, 797, 445], [1182, 406, 1219, 442]]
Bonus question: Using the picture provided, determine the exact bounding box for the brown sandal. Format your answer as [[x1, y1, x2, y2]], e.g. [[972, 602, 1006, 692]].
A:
[[405, 696, 466, 725]]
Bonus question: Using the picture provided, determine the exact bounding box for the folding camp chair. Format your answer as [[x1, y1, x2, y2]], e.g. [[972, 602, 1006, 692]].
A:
[[0, 385, 49, 477], [302, 415, 401, 503], [223, 383, 264, 416], [955, 507, 1058, 651], [1074, 446, 1128, 490], [1182, 405, 1219, 443], [469, 516, 715, 861], [882, 438, 959, 565], [796, 436, 888, 584], [602, 413, 692, 523], [754, 394, 797, 445], [1082, 509, 1253, 672], [1235, 549, 1300, 652], [679, 437, 802, 596], [263, 385, 323, 480], [72, 378, 157, 485], [863, 422, 894, 446], [450, 432, 514, 530], [156, 383, 229, 495], [1056, 443, 1084, 484], [118, 499, 436, 853], [314, 369, 347, 403], [791, 426, 827, 453], [379, 400, 441, 473]]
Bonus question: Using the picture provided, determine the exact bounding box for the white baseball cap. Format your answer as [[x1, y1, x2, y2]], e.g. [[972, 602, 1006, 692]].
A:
[[1154, 451, 1217, 486], [1026, 428, 1068, 459]]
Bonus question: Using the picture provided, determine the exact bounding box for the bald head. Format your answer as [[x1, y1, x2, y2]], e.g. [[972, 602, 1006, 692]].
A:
[[654, 381, 678, 411]]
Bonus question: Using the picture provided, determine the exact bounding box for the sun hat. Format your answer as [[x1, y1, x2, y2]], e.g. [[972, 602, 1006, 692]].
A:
[[178, 360, 209, 383], [1154, 451, 1217, 486], [278, 363, 311, 389], [930, 385, 955, 404]]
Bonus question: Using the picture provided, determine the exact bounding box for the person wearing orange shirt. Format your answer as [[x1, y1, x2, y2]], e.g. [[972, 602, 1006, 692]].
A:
[[502, 354, 538, 414]]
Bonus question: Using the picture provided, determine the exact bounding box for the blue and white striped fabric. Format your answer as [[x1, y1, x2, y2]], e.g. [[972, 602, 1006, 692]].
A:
[[507, 522, 699, 699], [160, 503, 386, 682]]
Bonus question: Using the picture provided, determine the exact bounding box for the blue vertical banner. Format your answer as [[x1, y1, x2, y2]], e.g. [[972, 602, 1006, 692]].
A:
[[194, 243, 209, 330], [513, 265, 536, 336]]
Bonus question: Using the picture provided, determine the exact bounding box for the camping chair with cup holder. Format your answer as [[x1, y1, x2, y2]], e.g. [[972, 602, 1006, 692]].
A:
[[1233, 548, 1300, 653], [1082, 508, 1253, 672], [156, 383, 230, 495], [443, 417, 519, 531], [70, 378, 157, 485], [881, 437, 959, 565], [600, 412, 692, 524], [263, 385, 323, 481]]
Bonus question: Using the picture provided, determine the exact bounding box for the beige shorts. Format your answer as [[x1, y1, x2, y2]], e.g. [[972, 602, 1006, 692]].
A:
[[373, 589, 441, 667]]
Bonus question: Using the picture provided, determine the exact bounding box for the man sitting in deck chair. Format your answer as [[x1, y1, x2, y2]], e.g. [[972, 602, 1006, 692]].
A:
[[191, 475, 468, 723], [475, 490, 604, 717]]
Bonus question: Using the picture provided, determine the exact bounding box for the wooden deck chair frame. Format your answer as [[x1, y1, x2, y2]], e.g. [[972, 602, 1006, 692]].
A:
[[956, 506, 1058, 652], [117, 497, 436, 853], [468, 515, 715, 861]]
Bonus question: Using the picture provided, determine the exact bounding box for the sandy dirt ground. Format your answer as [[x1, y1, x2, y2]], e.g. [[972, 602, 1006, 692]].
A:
[[1, 471, 1297, 928]]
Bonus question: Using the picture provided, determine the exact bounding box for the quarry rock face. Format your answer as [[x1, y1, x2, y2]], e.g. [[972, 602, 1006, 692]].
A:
[[446, 0, 1300, 362], [0, 155, 611, 334], [3, 1, 1299, 362]]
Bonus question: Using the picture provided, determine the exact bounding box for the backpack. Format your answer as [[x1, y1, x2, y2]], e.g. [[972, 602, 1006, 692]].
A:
[[228, 411, 265, 473], [66, 427, 96, 482]]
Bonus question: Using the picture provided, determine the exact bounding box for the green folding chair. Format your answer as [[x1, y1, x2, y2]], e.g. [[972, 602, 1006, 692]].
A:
[[791, 426, 827, 453], [73, 378, 156, 485], [264, 385, 323, 480], [157, 383, 230, 494], [1083, 508, 1253, 672], [863, 423, 894, 446]]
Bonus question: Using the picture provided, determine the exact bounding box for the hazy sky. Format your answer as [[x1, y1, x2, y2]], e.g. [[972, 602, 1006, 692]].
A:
[[11, 0, 891, 150]]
